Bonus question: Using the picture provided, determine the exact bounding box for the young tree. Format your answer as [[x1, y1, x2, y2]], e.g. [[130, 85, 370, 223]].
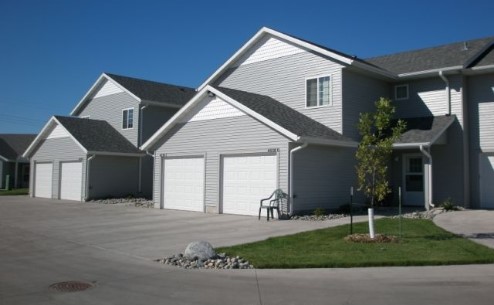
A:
[[356, 97, 406, 238]]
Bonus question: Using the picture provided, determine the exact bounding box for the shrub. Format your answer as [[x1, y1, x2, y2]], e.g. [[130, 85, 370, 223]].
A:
[[313, 208, 326, 217], [440, 198, 459, 211]]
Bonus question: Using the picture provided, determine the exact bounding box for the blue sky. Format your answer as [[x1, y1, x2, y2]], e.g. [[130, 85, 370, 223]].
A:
[[1, 0, 493, 134]]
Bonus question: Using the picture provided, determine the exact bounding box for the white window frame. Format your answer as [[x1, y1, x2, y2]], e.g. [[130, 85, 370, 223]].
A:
[[80, 115, 90, 119], [122, 108, 134, 130], [305, 75, 332, 108], [395, 84, 409, 101]]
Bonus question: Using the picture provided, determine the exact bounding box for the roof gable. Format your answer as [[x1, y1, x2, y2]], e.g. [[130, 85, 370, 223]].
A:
[[23, 116, 144, 158], [198, 27, 394, 91], [71, 73, 196, 116], [141, 85, 356, 151]]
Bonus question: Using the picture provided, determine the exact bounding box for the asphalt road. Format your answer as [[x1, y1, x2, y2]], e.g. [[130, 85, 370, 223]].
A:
[[1, 196, 493, 305]]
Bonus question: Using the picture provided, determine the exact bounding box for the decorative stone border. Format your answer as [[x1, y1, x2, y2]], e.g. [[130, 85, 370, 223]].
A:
[[156, 253, 254, 270]]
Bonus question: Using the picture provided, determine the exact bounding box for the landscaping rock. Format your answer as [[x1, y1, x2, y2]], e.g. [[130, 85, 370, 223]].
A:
[[157, 253, 254, 270], [184, 241, 216, 261], [290, 214, 346, 221], [87, 197, 154, 208]]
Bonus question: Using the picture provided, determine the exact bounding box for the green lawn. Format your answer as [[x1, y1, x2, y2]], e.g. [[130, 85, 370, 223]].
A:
[[217, 218, 494, 268], [0, 188, 29, 196]]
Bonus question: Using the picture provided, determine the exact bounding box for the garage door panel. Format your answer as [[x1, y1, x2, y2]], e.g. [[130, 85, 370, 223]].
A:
[[163, 157, 204, 212], [60, 162, 82, 201], [222, 154, 277, 216], [34, 163, 53, 198], [480, 154, 494, 208]]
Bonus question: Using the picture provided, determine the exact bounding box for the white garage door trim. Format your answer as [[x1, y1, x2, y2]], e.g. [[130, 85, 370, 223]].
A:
[[34, 162, 53, 199], [162, 155, 205, 212], [479, 153, 494, 208], [221, 153, 278, 216], [60, 161, 83, 201]]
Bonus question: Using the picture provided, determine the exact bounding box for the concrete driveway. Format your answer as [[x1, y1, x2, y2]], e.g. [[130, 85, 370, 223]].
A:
[[1, 196, 494, 305]]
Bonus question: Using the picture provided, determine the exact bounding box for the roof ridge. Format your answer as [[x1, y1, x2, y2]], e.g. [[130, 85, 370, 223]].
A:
[[104, 72, 195, 90]]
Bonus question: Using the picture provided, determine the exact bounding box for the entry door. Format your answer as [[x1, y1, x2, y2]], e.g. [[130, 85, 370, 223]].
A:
[[479, 154, 494, 208], [403, 154, 424, 206]]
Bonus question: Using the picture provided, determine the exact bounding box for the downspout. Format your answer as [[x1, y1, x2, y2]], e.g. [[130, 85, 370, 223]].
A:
[[439, 71, 451, 115], [289, 143, 308, 215], [85, 155, 96, 201], [419, 145, 434, 210]]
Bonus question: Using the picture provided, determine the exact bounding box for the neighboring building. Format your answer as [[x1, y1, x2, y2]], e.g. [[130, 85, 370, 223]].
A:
[[23, 73, 195, 201], [0, 134, 36, 189], [142, 27, 494, 216]]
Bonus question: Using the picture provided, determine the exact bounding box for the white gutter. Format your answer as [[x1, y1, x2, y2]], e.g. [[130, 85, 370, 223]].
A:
[[85, 155, 96, 201], [289, 143, 308, 215], [439, 71, 451, 115], [419, 145, 434, 210]]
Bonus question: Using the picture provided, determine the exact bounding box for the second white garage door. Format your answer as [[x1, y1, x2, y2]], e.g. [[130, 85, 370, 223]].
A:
[[60, 161, 83, 201], [34, 163, 53, 198], [163, 157, 204, 212], [222, 154, 277, 216], [480, 154, 494, 208]]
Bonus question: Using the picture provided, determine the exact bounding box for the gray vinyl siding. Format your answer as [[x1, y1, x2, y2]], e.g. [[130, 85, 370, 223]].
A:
[[342, 69, 390, 140], [292, 145, 359, 213], [140, 155, 153, 198], [140, 105, 178, 146], [30, 137, 86, 199], [467, 73, 494, 207], [152, 114, 291, 211], [87, 156, 140, 199], [215, 51, 345, 133], [76, 92, 140, 146], [394, 75, 464, 124]]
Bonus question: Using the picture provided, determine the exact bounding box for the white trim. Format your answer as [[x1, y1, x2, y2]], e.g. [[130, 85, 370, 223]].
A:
[[122, 107, 135, 130], [23, 117, 88, 158], [397, 66, 462, 78], [394, 84, 409, 101], [86, 151, 145, 157], [393, 142, 430, 149], [197, 27, 394, 91], [70, 73, 141, 116], [305, 75, 333, 108], [140, 100, 183, 109], [0, 155, 9, 162], [298, 136, 358, 148], [141, 85, 299, 151]]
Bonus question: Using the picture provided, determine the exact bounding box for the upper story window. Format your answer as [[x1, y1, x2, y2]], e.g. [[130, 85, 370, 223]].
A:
[[306, 76, 331, 107], [395, 84, 409, 100], [122, 108, 134, 129]]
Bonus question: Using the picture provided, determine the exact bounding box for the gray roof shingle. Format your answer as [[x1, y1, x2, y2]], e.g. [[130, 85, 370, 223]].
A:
[[105, 73, 196, 106], [55, 116, 143, 155], [366, 37, 494, 75], [0, 134, 36, 161], [395, 115, 456, 145], [215, 87, 354, 143]]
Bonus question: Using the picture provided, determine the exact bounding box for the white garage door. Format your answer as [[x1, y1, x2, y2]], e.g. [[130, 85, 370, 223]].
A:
[[34, 163, 53, 198], [60, 161, 83, 201], [222, 154, 277, 216], [480, 154, 494, 208], [163, 157, 204, 212]]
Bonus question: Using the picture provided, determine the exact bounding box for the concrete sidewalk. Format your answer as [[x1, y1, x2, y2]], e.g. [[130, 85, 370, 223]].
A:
[[434, 209, 494, 249]]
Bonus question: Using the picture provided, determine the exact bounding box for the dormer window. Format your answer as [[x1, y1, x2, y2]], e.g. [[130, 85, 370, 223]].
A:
[[395, 84, 409, 100], [306, 76, 331, 107], [122, 108, 134, 129]]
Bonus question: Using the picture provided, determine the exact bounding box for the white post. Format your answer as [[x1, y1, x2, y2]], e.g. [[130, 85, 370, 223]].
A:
[[368, 208, 375, 239]]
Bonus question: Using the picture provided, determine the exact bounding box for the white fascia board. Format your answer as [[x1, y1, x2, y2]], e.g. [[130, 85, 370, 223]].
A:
[[0, 155, 10, 162], [70, 73, 107, 116], [52, 117, 89, 154], [140, 100, 183, 109], [397, 66, 462, 79], [198, 27, 357, 91], [209, 87, 299, 141], [140, 87, 210, 150], [393, 142, 430, 149], [70, 73, 142, 116], [86, 151, 145, 157], [103, 73, 142, 102], [299, 136, 358, 148], [465, 64, 494, 74], [22, 117, 56, 158]]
